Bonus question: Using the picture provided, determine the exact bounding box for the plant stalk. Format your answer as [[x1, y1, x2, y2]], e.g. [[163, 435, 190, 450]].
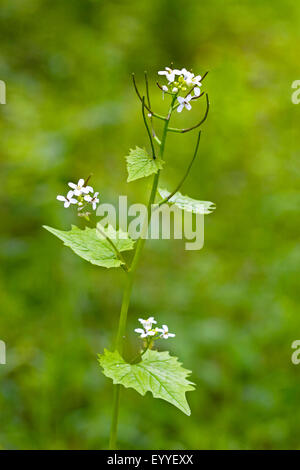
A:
[[109, 95, 175, 449]]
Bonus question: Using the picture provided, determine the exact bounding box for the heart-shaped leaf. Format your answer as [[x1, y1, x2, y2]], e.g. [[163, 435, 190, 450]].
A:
[[126, 147, 164, 182]]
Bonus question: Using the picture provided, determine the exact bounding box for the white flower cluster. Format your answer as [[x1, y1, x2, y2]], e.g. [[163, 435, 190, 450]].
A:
[[57, 178, 99, 211], [158, 66, 202, 112], [134, 316, 175, 340]]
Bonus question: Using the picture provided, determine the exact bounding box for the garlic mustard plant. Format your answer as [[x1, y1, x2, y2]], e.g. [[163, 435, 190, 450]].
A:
[[44, 64, 215, 449]]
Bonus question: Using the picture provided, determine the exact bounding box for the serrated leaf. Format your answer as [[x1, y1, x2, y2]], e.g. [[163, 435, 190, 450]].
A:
[[159, 188, 216, 214], [98, 349, 195, 415], [43, 224, 134, 268], [126, 146, 164, 182]]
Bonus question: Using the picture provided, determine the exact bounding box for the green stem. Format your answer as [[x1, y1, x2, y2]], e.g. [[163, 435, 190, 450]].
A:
[[114, 169, 160, 353], [130, 335, 157, 364], [109, 95, 174, 450], [109, 383, 121, 449], [160, 96, 176, 157]]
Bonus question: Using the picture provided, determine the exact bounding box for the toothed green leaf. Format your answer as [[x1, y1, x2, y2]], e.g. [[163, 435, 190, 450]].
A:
[[98, 349, 195, 415], [159, 188, 216, 214], [43, 224, 134, 268], [126, 146, 164, 182]]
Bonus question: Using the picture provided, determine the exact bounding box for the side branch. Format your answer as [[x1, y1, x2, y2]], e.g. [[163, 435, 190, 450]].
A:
[[158, 131, 201, 207], [132, 73, 167, 121], [144, 71, 151, 109], [142, 96, 156, 160], [144, 71, 157, 139]]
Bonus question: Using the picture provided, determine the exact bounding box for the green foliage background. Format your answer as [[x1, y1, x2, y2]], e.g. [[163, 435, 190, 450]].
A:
[[0, 0, 299, 449]]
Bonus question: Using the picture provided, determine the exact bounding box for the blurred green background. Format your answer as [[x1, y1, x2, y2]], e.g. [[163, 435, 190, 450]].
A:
[[0, 0, 299, 450]]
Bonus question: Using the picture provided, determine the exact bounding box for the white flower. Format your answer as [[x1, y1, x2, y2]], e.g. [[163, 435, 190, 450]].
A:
[[180, 68, 200, 84], [57, 190, 78, 208], [187, 74, 202, 96], [84, 191, 99, 210], [135, 317, 158, 338], [68, 178, 93, 196], [138, 317, 157, 331], [158, 67, 181, 83], [134, 328, 149, 338], [177, 94, 193, 113], [180, 68, 193, 81], [191, 74, 202, 85], [157, 324, 175, 339], [135, 317, 175, 341], [179, 69, 202, 90], [192, 75, 202, 85], [134, 327, 158, 338]]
